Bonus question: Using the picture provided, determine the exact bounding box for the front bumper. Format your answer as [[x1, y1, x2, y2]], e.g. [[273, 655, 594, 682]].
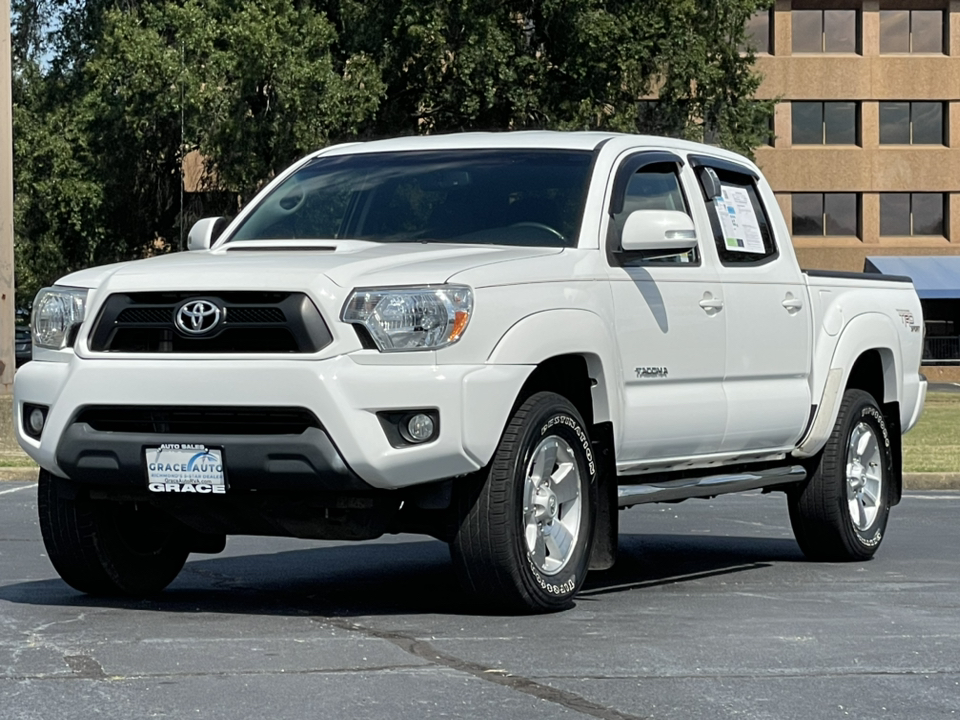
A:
[[56, 422, 368, 492], [14, 354, 533, 490]]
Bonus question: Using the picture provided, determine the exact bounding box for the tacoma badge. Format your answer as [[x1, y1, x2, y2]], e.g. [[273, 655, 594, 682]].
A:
[[635, 367, 669, 378]]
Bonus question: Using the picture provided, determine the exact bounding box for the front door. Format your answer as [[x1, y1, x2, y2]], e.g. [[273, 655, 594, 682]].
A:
[[606, 154, 727, 467]]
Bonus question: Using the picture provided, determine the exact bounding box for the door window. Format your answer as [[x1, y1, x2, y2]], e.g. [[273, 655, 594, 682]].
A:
[[612, 162, 697, 265]]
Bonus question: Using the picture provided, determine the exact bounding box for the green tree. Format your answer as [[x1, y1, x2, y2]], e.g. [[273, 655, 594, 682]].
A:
[[12, 63, 108, 302], [12, 0, 384, 302], [329, 0, 774, 154], [12, 0, 773, 305]]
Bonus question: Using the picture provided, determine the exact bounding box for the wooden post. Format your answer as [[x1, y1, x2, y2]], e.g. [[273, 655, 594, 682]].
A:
[[0, 0, 16, 393]]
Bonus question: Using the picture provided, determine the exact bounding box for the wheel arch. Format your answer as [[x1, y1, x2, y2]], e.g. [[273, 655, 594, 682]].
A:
[[794, 314, 904, 505], [486, 309, 618, 428], [796, 313, 903, 457]]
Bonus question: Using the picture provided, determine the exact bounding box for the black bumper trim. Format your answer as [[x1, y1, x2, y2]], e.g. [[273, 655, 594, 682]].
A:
[[55, 423, 373, 492]]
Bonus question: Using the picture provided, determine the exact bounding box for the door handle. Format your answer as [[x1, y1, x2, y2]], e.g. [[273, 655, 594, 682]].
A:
[[782, 294, 804, 313], [699, 293, 724, 313]]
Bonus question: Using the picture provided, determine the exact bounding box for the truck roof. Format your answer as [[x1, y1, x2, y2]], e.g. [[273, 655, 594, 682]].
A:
[[316, 131, 757, 170]]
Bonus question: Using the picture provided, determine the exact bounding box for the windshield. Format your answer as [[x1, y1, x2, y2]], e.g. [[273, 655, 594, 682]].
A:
[[227, 149, 594, 248]]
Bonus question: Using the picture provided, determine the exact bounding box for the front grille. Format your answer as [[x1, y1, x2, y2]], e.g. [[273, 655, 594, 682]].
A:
[[89, 291, 332, 353], [75, 406, 320, 435], [228, 307, 286, 324], [116, 308, 174, 324]]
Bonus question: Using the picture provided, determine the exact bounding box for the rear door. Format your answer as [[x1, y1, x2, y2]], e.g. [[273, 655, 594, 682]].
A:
[[689, 156, 812, 452], [605, 152, 727, 466]]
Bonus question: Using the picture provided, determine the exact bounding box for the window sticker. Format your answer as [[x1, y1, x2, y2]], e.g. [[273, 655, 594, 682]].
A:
[[714, 185, 765, 254]]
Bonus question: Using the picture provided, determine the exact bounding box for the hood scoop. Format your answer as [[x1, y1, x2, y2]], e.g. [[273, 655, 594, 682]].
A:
[[225, 244, 338, 252]]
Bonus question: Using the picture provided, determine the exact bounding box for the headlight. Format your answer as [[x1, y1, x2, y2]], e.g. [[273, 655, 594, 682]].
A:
[[31, 287, 89, 350], [342, 285, 473, 352]]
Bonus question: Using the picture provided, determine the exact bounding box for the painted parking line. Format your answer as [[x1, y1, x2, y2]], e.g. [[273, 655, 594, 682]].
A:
[[0, 483, 37, 496]]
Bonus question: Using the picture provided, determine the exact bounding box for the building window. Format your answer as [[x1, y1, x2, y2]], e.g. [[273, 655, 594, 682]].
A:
[[792, 102, 858, 145], [792, 9, 858, 53], [880, 10, 944, 54], [880, 193, 945, 236], [879, 102, 944, 145], [792, 193, 860, 237], [742, 10, 772, 53]]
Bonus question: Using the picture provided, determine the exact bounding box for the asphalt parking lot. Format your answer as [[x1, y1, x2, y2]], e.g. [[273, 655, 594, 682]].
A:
[[1, 481, 958, 720]]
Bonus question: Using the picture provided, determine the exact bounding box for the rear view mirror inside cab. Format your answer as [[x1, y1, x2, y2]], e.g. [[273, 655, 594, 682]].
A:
[[420, 170, 472, 190], [619, 209, 698, 254]]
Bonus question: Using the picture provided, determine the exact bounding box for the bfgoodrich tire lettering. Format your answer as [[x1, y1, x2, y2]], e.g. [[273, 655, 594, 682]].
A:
[[451, 392, 596, 613], [788, 389, 893, 562], [38, 470, 189, 596]]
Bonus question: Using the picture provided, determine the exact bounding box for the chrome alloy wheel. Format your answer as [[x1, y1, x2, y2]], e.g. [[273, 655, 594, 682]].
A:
[[846, 421, 884, 531], [522, 436, 582, 576]]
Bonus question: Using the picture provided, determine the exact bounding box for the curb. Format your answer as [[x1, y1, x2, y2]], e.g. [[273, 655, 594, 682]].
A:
[[0, 468, 38, 482], [903, 473, 960, 491]]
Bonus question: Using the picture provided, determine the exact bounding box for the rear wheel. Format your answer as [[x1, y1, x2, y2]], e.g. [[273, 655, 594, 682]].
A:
[[38, 470, 189, 596], [451, 392, 596, 613], [788, 389, 893, 561]]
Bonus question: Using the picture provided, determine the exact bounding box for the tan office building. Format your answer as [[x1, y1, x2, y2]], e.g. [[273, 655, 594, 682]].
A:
[[748, 0, 960, 274]]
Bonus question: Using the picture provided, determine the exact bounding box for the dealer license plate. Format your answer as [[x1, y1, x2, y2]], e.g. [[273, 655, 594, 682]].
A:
[[145, 444, 226, 494]]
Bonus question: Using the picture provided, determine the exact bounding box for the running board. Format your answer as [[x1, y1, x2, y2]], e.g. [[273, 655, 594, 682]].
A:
[[617, 465, 807, 508]]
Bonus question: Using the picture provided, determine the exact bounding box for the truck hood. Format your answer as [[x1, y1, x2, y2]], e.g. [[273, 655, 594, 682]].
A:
[[59, 241, 563, 292]]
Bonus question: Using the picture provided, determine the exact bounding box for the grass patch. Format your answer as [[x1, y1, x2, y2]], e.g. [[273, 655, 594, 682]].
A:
[[0, 395, 37, 469], [0, 391, 955, 474], [903, 392, 960, 474]]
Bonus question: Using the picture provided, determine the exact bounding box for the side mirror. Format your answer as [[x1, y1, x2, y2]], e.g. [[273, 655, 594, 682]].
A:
[[620, 209, 698, 253], [187, 217, 227, 251]]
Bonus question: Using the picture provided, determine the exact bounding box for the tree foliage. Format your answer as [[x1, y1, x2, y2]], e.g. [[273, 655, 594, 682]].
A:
[[332, 0, 774, 150], [12, 0, 774, 303]]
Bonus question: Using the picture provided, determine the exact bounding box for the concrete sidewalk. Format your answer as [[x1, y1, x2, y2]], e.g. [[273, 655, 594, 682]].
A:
[[0, 468, 34, 482], [903, 473, 960, 490]]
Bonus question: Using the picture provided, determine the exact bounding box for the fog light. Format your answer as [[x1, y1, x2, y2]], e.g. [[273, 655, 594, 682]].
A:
[[29, 409, 45, 434], [405, 413, 435, 443], [23, 403, 48, 439]]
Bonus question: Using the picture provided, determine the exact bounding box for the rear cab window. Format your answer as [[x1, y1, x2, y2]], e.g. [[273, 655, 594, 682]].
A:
[[689, 156, 778, 266]]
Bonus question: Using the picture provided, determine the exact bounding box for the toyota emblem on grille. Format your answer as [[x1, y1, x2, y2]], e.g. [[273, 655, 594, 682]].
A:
[[175, 299, 223, 335]]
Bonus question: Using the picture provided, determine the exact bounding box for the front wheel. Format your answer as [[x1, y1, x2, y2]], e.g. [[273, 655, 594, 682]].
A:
[[788, 389, 893, 561], [451, 392, 596, 613], [38, 470, 189, 596]]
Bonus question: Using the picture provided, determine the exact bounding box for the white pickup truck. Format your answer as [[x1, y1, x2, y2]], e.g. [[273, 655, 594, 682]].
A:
[[16, 132, 926, 613]]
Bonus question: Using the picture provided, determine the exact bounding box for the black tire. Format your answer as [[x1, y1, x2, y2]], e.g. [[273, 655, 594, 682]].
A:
[[451, 392, 597, 613], [788, 389, 893, 562], [38, 470, 189, 596]]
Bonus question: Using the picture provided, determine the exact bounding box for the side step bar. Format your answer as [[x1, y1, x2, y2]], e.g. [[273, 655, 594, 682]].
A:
[[617, 465, 807, 508]]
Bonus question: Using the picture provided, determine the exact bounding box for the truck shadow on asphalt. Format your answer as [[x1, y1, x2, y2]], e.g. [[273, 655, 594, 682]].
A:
[[0, 533, 805, 617]]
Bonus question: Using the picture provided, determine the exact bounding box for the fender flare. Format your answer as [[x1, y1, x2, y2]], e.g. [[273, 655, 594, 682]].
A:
[[485, 308, 620, 427], [794, 312, 901, 458]]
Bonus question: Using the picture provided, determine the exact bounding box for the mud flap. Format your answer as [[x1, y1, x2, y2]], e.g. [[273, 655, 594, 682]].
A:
[[884, 401, 903, 507], [589, 426, 618, 571]]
